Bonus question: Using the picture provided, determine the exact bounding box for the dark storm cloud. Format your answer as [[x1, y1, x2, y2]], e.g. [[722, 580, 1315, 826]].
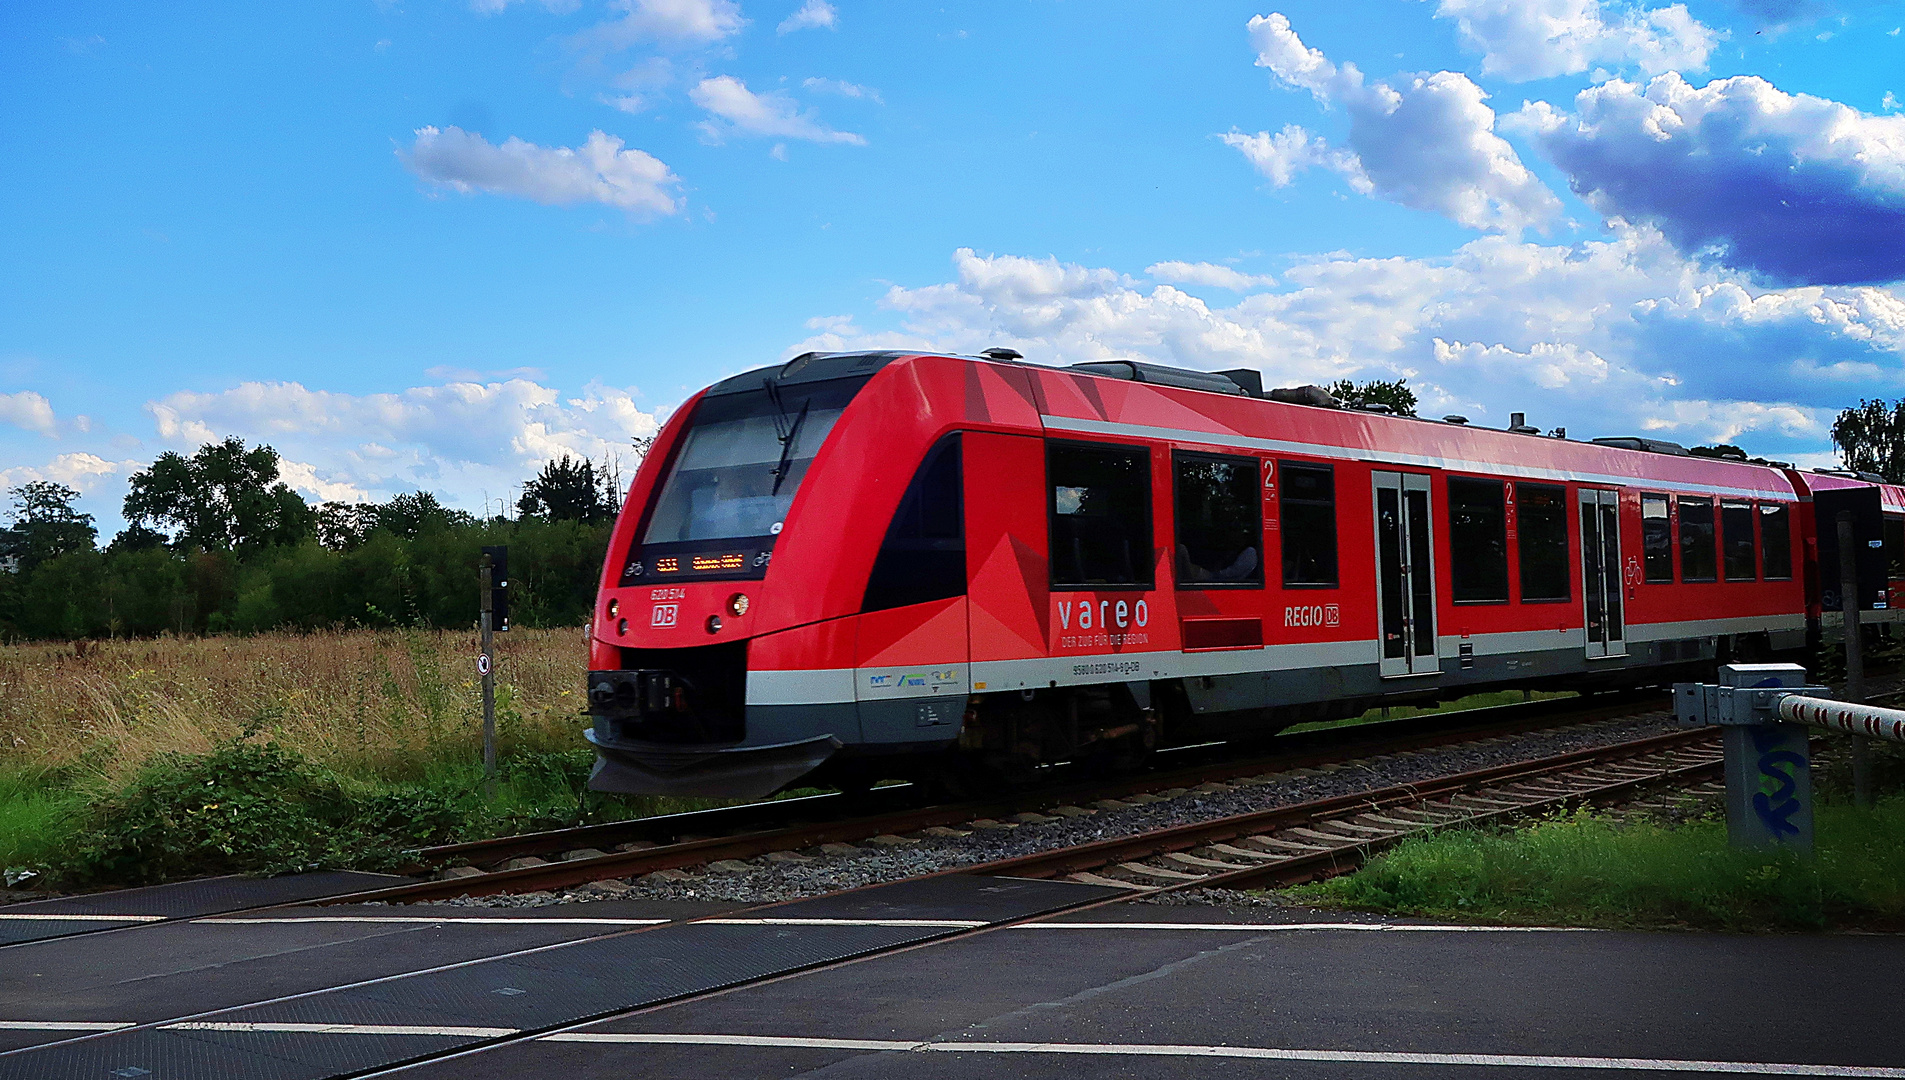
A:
[[1515, 74, 1905, 286]]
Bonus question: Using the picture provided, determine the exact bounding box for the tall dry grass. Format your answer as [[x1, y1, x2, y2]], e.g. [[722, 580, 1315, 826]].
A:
[[0, 627, 590, 788]]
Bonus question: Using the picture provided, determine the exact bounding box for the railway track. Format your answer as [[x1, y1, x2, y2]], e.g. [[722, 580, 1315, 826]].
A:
[[405, 690, 1656, 873], [970, 726, 1726, 893], [320, 691, 1697, 906]]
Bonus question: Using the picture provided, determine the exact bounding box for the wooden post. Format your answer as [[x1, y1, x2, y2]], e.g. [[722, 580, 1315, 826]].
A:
[[480, 553, 497, 794], [1835, 511, 1872, 809]]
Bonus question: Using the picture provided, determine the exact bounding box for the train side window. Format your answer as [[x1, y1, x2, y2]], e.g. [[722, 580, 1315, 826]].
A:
[[1448, 477, 1509, 603], [1678, 496, 1717, 582], [1887, 517, 1905, 580], [1641, 495, 1673, 583], [863, 434, 965, 612], [1049, 440, 1154, 589], [1279, 462, 1338, 587], [1518, 482, 1571, 601], [1721, 501, 1757, 581], [1761, 504, 1793, 580], [1173, 452, 1263, 588]]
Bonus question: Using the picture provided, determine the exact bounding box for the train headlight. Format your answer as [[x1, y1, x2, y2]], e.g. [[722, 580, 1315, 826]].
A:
[[616, 618, 628, 636], [706, 615, 723, 634], [728, 593, 750, 616], [607, 598, 619, 618]]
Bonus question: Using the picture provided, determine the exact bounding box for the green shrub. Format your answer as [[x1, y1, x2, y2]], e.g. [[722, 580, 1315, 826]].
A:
[[65, 736, 476, 885]]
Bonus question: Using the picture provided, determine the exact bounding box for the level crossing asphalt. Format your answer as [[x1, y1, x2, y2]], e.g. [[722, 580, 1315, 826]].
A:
[[3, 881, 1901, 1080], [382, 905, 1905, 1080]]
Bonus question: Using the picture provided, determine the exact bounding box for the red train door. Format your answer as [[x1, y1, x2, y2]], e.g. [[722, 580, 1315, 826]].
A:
[[1372, 471, 1439, 677], [1580, 488, 1626, 658]]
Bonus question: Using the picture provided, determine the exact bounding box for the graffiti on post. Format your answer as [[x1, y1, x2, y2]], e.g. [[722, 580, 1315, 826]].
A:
[[1750, 726, 1807, 839]]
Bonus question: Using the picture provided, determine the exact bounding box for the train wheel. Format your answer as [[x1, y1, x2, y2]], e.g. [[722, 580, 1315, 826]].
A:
[[1104, 710, 1160, 772]]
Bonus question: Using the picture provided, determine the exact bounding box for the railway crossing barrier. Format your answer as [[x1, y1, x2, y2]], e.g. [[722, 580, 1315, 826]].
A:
[[1675, 663, 1905, 853]]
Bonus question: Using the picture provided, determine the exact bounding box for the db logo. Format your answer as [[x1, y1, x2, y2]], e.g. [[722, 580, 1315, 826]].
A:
[[1284, 604, 1342, 628], [651, 603, 679, 628]]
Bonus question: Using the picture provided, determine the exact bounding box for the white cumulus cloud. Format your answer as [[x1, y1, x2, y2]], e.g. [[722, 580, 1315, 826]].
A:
[[1219, 124, 1370, 191], [690, 76, 866, 144], [579, 0, 747, 52], [0, 392, 59, 437], [141, 378, 672, 511], [470, 0, 580, 15], [788, 238, 1902, 457], [778, 0, 837, 34], [1147, 261, 1280, 291], [0, 452, 140, 495], [802, 77, 882, 103], [1242, 13, 1561, 235], [1432, 0, 1721, 81], [401, 127, 683, 216]]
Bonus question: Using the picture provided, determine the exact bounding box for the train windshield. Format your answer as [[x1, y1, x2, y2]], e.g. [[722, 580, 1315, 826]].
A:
[[642, 376, 865, 546]]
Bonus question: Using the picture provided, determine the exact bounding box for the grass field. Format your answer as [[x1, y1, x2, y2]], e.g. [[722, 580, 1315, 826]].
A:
[[0, 628, 733, 886], [1288, 796, 1905, 931], [0, 627, 583, 784]]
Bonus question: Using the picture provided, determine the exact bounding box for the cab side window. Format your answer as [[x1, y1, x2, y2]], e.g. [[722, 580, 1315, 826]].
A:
[[863, 435, 965, 612]]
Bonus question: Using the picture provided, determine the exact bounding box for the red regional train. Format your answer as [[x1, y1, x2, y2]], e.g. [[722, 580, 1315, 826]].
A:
[[584, 349, 1896, 798]]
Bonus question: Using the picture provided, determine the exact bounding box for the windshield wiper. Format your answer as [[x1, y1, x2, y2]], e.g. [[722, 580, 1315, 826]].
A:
[[763, 377, 790, 442], [771, 398, 810, 496]]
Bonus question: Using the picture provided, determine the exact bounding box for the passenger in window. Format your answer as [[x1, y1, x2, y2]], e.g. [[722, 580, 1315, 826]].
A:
[[1173, 452, 1263, 587]]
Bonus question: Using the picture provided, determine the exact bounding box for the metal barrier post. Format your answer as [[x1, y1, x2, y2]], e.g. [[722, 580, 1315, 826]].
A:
[[479, 553, 497, 796], [1678, 664, 1815, 853]]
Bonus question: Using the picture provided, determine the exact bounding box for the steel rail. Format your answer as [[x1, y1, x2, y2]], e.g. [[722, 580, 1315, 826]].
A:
[[971, 727, 1725, 892]]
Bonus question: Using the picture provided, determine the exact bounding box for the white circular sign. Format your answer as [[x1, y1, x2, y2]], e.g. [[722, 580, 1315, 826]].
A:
[[476, 654, 492, 676]]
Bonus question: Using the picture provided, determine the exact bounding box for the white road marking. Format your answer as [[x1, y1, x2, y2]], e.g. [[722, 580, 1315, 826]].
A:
[[536, 1033, 1905, 1076], [200, 917, 670, 926], [698, 918, 986, 928], [1018, 922, 1599, 933], [0, 1021, 137, 1031], [0, 914, 165, 922], [162, 1022, 517, 1037]]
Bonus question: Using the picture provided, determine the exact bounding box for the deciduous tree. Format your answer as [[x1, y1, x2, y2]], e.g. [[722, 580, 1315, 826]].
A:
[[1327, 378, 1418, 416], [124, 437, 314, 552], [1831, 399, 1905, 482], [0, 481, 97, 573], [517, 455, 612, 523]]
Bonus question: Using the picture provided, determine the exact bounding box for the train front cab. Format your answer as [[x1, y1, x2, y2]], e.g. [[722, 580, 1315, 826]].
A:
[[583, 352, 1048, 797]]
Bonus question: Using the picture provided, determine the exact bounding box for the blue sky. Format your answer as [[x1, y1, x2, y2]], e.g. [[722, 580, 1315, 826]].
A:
[[4, 0, 1903, 534]]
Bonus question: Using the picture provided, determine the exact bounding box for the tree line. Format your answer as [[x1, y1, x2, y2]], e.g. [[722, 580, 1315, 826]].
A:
[[0, 438, 633, 641], [4, 385, 1900, 642]]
